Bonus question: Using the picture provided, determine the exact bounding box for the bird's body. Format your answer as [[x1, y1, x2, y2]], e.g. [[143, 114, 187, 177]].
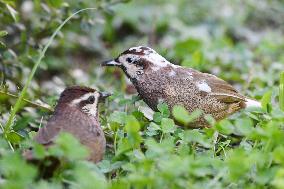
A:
[[35, 104, 105, 162], [34, 86, 110, 162], [132, 65, 247, 126], [102, 46, 260, 127]]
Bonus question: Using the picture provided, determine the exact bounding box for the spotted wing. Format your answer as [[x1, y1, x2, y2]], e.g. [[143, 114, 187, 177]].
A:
[[200, 73, 246, 103]]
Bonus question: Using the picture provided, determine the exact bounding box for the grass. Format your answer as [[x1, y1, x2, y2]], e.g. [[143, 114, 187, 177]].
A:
[[0, 1, 283, 189], [280, 72, 284, 111], [4, 8, 97, 135]]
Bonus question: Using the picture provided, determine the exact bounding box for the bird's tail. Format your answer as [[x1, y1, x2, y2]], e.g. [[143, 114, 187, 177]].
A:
[[245, 98, 261, 108]]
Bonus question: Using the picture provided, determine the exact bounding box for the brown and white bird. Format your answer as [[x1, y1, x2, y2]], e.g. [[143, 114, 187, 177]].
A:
[[34, 86, 111, 162], [102, 46, 261, 127]]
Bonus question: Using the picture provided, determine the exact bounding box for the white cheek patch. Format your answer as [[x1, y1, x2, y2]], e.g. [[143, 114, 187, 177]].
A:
[[81, 92, 100, 117], [82, 104, 95, 116], [82, 104, 97, 117], [119, 54, 144, 79], [196, 81, 212, 93], [70, 92, 100, 117], [125, 64, 142, 79]]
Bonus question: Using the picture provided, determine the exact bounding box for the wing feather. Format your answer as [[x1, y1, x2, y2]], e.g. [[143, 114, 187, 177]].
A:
[[198, 73, 246, 103]]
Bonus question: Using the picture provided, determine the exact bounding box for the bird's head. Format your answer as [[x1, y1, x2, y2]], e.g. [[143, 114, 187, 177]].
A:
[[102, 46, 176, 80], [57, 86, 111, 117]]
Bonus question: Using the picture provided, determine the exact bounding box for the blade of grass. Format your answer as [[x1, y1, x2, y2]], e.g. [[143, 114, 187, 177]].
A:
[[0, 122, 14, 151], [4, 8, 97, 134], [280, 72, 284, 111]]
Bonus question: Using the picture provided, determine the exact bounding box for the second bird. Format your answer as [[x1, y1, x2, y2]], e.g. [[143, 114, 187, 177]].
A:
[[35, 86, 111, 162], [102, 46, 261, 127]]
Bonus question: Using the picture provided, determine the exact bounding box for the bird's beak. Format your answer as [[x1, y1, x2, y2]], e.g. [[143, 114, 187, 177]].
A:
[[99, 91, 112, 102], [101, 59, 121, 67]]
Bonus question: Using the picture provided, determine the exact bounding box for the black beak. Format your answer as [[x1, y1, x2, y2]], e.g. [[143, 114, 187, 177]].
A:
[[101, 59, 122, 67], [99, 91, 112, 102]]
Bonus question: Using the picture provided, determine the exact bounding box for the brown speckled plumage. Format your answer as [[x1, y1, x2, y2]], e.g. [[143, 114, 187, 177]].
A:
[[34, 86, 108, 162], [102, 46, 260, 127], [133, 65, 246, 127]]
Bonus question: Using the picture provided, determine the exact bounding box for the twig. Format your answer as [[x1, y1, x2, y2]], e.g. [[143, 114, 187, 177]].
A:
[[0, 90, 53, 112]]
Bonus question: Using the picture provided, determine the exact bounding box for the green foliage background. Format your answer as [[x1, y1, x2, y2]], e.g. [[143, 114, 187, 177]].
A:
[[0, 0, 284, 188]]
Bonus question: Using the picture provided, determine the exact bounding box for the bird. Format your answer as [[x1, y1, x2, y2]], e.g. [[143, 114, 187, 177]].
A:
[[102, 46, 261, 127], [34, 86, 111, 162]]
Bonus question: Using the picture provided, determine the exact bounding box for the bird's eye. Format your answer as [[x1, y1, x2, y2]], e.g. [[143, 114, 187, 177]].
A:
[[126, 57, 133, 63], [87, 96, 95, 104]]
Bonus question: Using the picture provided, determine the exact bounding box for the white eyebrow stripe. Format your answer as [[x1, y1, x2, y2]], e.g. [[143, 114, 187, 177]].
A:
[[71, 92, 96, 105]]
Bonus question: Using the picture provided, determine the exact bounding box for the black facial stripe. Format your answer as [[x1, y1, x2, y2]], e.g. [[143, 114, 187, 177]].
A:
[[87, 96, 95, 104], [121, 65, 131, 79], [78, 97, 94, 108]]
